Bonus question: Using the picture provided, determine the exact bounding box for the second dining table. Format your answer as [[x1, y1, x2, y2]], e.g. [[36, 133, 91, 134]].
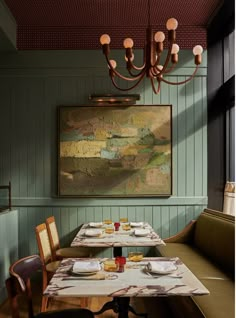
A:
[[70, 221, 165, 256], [44, 256, 210, 318]]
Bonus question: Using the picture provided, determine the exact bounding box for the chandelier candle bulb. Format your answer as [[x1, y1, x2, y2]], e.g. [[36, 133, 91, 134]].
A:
[[154, 31, 165, 43], [171, 44, 180, 54], [166, 18, 178, 30], [193, 45, 203, 65], [100, 34, 111, 55], [123, 38, 134, 49], [100, 34, 111, 45]]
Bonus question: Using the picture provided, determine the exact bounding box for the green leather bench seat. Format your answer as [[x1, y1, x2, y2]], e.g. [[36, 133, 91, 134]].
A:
[[155, 209, 235, 318]]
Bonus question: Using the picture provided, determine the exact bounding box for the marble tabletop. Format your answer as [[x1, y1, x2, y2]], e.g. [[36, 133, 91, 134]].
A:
[[44, 257, 209, 298], [71, 222, 165, 247]]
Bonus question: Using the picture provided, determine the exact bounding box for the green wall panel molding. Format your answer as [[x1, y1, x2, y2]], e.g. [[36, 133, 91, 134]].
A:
[[11, 196, 208, 206]]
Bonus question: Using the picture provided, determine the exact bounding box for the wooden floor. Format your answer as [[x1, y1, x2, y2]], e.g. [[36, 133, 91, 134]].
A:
[[0, 281, 173, 318]]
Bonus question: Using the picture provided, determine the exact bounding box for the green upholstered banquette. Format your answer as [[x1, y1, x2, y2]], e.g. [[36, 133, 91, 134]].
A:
[[155, 208, 235, 318]]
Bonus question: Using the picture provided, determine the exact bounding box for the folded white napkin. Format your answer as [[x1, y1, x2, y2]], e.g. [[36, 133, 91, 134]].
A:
[[130, 222, 144, 227], [85, 229, 102, 237], [134, 229, 150, 236], [89, 222, 103, 228], [72, 261, 101, 273], [147, 261, 177, 274]]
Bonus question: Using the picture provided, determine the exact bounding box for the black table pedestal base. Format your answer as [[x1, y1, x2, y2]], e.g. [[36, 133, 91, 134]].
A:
[[93, 297, 147, 318]]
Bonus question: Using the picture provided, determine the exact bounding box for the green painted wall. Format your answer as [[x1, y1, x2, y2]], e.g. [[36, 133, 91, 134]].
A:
[[0, 49, 207, 301]]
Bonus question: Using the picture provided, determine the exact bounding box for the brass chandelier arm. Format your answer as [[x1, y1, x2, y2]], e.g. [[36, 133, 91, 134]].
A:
[[127, 59, 146, 71], [126, 63, 146, 77], [105, 55, 146, 82], [161, 63, 176, 74], [159, 65, 199, 85], [127, 69, 145, 77], [110, 71, 146, 91], [153, 52, 161, 68], [160, 41, 175, 74], [150, 77, 161, 94]]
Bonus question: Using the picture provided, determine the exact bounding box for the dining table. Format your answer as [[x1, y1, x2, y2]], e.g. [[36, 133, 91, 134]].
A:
[[43, 256, 210, 318], [71, 221, 165, 257]]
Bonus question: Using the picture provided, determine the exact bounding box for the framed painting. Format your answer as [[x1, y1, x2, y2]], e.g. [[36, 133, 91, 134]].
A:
[[58, 105, 172, 197]]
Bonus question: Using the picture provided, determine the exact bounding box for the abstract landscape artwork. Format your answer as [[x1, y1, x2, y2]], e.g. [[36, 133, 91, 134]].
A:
[[58, 105, 172, 197]]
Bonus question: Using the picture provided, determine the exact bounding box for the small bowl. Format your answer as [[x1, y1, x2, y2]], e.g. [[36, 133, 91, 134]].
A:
[[128, 252, 144, 262]]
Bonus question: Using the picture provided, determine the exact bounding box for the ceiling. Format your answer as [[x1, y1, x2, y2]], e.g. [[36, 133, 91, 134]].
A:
[[4, 0, 223, 50]]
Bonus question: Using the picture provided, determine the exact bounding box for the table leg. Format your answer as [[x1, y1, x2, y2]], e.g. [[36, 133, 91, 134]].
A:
[[93, 297, 147, 318], [113, 247, 122, 257]]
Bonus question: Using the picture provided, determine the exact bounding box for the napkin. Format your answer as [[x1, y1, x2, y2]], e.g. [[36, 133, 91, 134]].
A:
[[84, 229, 103, 237], [130, 222, 144, 227], [147, 261, 177, 274], [89, 222, 103, 228], [134, 229, 150, 236], [72, 261, 101, 273]]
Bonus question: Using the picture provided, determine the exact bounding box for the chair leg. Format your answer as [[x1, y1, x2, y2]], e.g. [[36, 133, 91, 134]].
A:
[[41, 296, 49, 312], [41, 270, 50, 312]]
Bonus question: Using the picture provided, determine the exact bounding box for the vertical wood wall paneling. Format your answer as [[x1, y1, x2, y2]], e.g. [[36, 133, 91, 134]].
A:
[[177, 78, 187, 196], [186, 79, 195, 196], [0, 80, 11, 184], [194, 77, 204, 196], [170, 79, 178, 196], [202, 77, 208, 195], [0, 50, 207, 263]]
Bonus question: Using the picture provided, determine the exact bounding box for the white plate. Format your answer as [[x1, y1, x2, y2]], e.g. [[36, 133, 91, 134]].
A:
[[130, 222, 144, 227], [84, 229, 102, 237], [88, 222, 103, 228], [134, 229, 150, 236], [70, 270, 98, 276]]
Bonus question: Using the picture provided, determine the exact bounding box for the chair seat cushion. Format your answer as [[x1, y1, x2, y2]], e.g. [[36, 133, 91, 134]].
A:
[[46, 261, 61, 272], [193, 278, 235, 318], [56, 247, 91, 258]]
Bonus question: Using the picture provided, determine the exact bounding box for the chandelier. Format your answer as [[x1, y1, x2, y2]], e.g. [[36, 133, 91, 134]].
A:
[[99, 1, 203, 94]]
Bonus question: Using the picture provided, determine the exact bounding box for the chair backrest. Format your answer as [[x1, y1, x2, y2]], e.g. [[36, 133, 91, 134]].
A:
[[6, 255, 42, 318], [45, 216, 60, 261], [6, 255, 95, 318], [35, 223, 53, 265]]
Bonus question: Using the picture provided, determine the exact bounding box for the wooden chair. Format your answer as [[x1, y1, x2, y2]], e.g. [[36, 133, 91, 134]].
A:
[[5, 254, 95, 318], [45, 216, 92, 260], [35, 223, 88, 311], [35, 223, 61, 312]]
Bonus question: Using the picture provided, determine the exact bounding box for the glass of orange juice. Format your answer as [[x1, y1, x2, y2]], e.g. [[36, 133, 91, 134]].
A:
[[103, 219, 112, 225], [120, 217, 128, 223], [103, 259, 118, 272], [105, 227, 114, 234], [122, 223, 131, 231], [128, 252, 144, 262]]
